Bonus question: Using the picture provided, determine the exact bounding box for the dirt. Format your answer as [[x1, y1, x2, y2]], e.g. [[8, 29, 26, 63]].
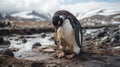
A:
[[0, 46, 120, 67], [1, 40, 120, 67], [0, 21, 120, 67]]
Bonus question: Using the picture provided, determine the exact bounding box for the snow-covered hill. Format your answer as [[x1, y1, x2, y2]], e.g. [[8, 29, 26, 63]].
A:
[[77, 8, 120, 26], [0, 12, 8, 19], [77, 8, 120, 19], [11, 10, 51, 21], [0, 10, 51, 22]]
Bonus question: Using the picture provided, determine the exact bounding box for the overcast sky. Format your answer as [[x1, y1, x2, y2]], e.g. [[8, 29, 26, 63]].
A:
[[0, 0, 120, 14]]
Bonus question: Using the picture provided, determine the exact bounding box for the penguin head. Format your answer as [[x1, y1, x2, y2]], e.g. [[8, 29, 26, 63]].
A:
[[52, 15, 65, 30], [52, 10, 74, 30]]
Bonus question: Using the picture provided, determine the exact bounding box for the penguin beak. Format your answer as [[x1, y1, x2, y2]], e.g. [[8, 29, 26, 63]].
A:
[[54, 31, 60, 45]]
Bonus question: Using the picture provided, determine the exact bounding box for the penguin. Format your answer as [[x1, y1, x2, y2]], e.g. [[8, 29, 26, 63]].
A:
[[52, 10, 82, 58]]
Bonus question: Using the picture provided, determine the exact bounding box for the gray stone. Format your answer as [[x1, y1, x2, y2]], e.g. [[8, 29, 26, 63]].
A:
[[0, 49, 14, 57], [0, 37, 4, 44], [41, 33, 46, 38], [100, 36, 109, 44], [32, 43, 42, 48], [22, 39, 27, 43]]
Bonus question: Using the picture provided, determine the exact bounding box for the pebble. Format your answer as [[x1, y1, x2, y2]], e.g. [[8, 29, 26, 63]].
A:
[[41, 33, 46, 38], [100, 36, 109, 44], [22, 39, 27, 43], [43, 49, 55, 53], [32, 43, 42, 48], [85, 27, 120, 43]]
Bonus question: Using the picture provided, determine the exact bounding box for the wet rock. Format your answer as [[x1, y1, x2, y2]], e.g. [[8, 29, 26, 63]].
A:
[[31, 62, 44, 67], [19, 36, 25, 39], [95, 29, 106, 38], [85, 27, 120, 43], [22, 39, 27, 43], [3, 40, 10, 45], [111, 28, 119, 33], [14, 38, 19, 41], [100, 36, 109, 44], [109, 30, 120, 43], [0, 21, 11, 27], [49, 37, 54, 41], [0, 37, 10, 45], [10, 48, 20, 52], [0, 49, 14, 57], [0, 37, 4, 44], [41, 33, 46, 38], [109, 33, 116, 40], [84, 28, 107, 40], [110, 38, 117, 43], [85, 34, 92, 40], [32, 43, 42, 48]]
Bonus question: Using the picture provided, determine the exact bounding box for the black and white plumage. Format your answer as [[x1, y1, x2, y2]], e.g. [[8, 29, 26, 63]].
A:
[[52, 10, 82, 58]]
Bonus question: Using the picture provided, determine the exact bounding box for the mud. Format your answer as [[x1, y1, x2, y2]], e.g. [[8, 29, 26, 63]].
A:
[[0, 22, 120, 67]]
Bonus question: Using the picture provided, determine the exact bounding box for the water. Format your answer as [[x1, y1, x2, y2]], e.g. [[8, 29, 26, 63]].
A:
[[1, 33, 53, 56]]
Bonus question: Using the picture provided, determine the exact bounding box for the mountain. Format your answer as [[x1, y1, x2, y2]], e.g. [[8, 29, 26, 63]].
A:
[[77, 8, 120, 26], [0, 10, 51, 22], [0, 12, 7, 20]]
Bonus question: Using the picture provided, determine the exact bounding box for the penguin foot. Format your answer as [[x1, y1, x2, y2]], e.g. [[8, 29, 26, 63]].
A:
[[57, 51, 65, 58], [65, 53, 75, 59]]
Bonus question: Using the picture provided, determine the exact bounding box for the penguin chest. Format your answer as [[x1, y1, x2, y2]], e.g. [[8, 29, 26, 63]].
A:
[[57, 19, 80, 54]]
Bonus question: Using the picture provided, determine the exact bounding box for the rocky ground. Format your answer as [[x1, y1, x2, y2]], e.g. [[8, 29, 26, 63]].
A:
[[0, 21, 120, 67]]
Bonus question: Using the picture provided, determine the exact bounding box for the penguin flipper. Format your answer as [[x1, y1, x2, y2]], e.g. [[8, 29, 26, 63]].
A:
[[69, 16, 82, 48], [73, 22, 82, 48]]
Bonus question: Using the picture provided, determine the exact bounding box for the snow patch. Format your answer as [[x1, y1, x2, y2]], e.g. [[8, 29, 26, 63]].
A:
[[9, 35, 54, 52], [77, 8, 120, 19]]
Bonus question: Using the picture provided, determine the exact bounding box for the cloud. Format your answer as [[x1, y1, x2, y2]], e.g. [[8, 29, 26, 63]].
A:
[[0, 0, 120, 15], [40, 0, 61, 13], [60, 1, 120, 14], [0, 0, 63, 13]]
